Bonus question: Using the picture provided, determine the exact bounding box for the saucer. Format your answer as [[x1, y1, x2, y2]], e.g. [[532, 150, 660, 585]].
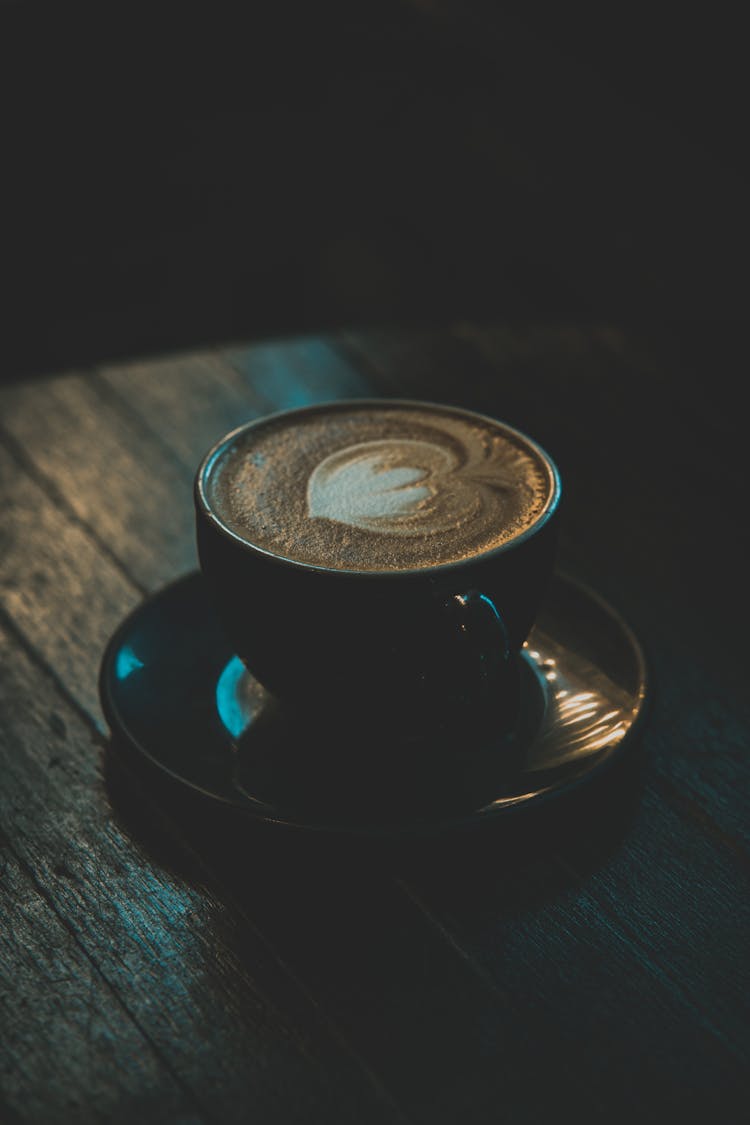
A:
[[99, 571, 647, 837]]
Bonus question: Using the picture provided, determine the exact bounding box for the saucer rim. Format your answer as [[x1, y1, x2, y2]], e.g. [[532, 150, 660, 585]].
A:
[[99, 570, 648, 838]]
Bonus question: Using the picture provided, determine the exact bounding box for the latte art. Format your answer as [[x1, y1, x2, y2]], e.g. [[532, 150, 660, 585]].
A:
[[308, 440, 452, 534], [205, 404, 552, 571]]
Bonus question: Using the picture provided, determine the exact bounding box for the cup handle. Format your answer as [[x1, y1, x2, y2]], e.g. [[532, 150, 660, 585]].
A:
[[438, 590, 520, 734]]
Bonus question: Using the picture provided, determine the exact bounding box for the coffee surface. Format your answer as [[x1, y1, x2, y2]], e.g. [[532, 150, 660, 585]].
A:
[[205, 405, 551, 571]]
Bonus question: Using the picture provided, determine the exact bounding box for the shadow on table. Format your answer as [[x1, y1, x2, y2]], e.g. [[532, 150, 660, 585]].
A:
[[103, 725, 648, 915]]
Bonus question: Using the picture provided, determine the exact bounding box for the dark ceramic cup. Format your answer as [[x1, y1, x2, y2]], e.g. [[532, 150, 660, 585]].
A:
[[195, 400, 561, 745]]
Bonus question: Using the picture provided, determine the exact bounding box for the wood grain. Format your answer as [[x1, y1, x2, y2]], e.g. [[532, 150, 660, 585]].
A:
[[0, 621, 404, 1125], [0, 843, 200, 1125], [0, 375, 196, 591], [96, 350, 265, 471], [1, 328, 748, 1123], [0, 440, 139, 723], [341, 327, 750, 847]]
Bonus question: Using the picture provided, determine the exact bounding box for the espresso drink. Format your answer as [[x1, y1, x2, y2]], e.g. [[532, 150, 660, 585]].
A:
[[204, 403, 551, 572]]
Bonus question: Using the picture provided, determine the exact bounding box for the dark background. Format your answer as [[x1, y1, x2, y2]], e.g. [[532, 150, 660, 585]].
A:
[[2, 1, 748, 382]]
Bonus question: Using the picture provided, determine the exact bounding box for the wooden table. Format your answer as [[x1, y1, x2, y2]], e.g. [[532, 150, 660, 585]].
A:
[[1, 327, 747, 1123]]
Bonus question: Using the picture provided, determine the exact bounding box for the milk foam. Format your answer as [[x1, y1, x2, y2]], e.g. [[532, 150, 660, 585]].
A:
[[206, 405, 550, 571], [308, 440, 452, 533]]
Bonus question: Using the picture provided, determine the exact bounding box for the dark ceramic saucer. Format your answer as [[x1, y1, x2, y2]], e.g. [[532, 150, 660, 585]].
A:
[[99, 571, 647, 837]]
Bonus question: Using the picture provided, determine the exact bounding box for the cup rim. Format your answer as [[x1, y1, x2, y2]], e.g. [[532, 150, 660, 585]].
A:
[[194, 397, 562, 579]]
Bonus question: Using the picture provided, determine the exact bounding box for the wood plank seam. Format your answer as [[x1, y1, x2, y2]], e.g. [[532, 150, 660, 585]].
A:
[[91, 352, 267, 478], [393, 876, 616, 1112], [3, 352, 746, 1110], [85, 346, 750, 940], [86, 370, 203, 479], [0, 424, 149, 599], [0, 603, 111, 743], [0, 458, 627, 1121], [334, 330, 750, 854], [551, 854, 748, 1065], [0, 815, 213, 1124], [3, 358, 741, 884], [648, 773, 750, 873], [399, 870, 747, 1070], [0, 609, 414, 1125]]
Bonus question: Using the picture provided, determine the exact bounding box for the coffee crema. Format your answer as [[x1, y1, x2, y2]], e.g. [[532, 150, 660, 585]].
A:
[[204, 404, 551, 572]]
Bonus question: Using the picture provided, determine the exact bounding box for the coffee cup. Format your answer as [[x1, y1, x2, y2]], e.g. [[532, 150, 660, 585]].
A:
[[194, 399, 561, 745]]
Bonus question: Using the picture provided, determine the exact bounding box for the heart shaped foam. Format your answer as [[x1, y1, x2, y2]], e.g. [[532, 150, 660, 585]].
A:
[[307, 439, 466, 535]]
